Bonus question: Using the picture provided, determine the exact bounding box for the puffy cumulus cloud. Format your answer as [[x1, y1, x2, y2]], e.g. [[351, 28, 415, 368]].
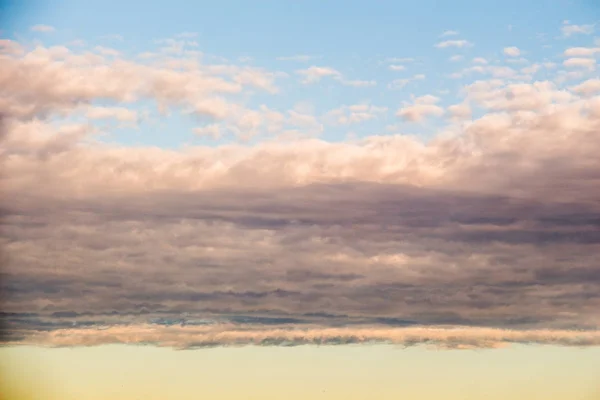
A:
[[446, 103, 471, 120], [503, 47, 521, 57], [2, 32, 600, 349], [388, 65, 406, 71], [435, 40, 473, 49], [386, 57, 414, 63], [276, 55, 316, 62], [296, 66, 342, 83], [563, 57, 596, 70], [0, 39, 277, 121], [396, 95, 444, 121], [0, 39, 287, 141], [339, 79, 377, 87], [193, 124, 222, 140], [564, 47, 600, 57], [571, 78, 600, 96], [464, 80, 573, 112], [295, 66, 375, 88], [561, 22, 594, 37]]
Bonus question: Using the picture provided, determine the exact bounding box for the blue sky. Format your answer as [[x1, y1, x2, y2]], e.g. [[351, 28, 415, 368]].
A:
[[3, 0, 600, 148]]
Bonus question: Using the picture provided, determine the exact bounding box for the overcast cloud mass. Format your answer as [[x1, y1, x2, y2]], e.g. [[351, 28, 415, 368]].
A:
[[1, 18, 600, 350]]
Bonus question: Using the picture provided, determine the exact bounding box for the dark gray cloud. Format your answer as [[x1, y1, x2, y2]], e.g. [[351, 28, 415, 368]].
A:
[[2, 180, 599, 344]]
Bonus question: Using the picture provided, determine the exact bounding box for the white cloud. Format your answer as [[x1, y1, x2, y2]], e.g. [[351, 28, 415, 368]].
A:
[[447, 103, 472, 120], [193, 124, 222, 140], [339, 79, 377, 87], [435, 40, 473, 49], [30, 24, 55, 33], [396, 95, 444, 122], [175, 32, 199, 38], [472, 57, 488, 64], [13, 325, 600, 349], [324, 104, 388, 125], [571, 78, 600, 96], [388, 64, 406, 71], [277, 55, 315, 62], [521, 63, 541, 75], [94, 46, 120, 57], [441, 30, 459, 37], [387, 74, 425, 90], [563, 57, 596, 70], [563, 47, 600, 57], [503, 47, 521, 57], [450, 55, 464, 62], [296, 66, 342, 83], [561, 23, 594, 37]]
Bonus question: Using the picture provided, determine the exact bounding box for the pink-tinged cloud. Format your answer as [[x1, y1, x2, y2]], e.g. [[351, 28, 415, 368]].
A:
[[2, 35, 600, 349]]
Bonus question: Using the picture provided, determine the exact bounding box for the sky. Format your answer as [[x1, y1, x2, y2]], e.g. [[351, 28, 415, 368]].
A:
[[1, 0, 600, 398]]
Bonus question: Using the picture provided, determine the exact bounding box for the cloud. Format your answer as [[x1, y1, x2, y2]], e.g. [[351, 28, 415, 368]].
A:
[[435, 40, 473, 49], [387, 74, 425, 90], [30, 24, 55, 33], [296, 66, 342, 83], [277, 55, 315, 62], [388, 65, 406, 71], [386, 57, 414, 63], [465, 80, 573, 112], [563, 57, 596, 70], [85, 106, 138, 123], [0, 39, 280, 139], [571, 78, 600, 96], [563, 47, 600, 57], [503, 47, 521, 57], [193, 124, 222, 140], [472, 57, 488, 64], [93, 46, 120, 57], [447, 103, 472, 120], [440, 30, 459, 37], [324, 104, 388, 125], [2, 34, 600, 349], [7, 325, 600, 349], [295, 66, 374, 87], [99, 34, 124, 41], [561, 23, 594, 37], [396, 95, 444, 121]]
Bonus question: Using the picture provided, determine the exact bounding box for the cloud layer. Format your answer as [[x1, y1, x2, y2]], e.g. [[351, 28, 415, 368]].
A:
[[1, 29, 600, 349]]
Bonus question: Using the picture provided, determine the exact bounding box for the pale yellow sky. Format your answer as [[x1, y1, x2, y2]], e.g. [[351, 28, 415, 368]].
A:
[[2, 344, 599, 400]]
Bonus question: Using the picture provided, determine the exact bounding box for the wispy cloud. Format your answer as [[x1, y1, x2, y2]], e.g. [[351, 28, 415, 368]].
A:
[[30, 24, 55, 33], [561, 22, 594, 37], [277, 55, 316, 62], [440, 30, 459, 37], [435, 39, 473, 49], [503, 46, 521, 57]]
